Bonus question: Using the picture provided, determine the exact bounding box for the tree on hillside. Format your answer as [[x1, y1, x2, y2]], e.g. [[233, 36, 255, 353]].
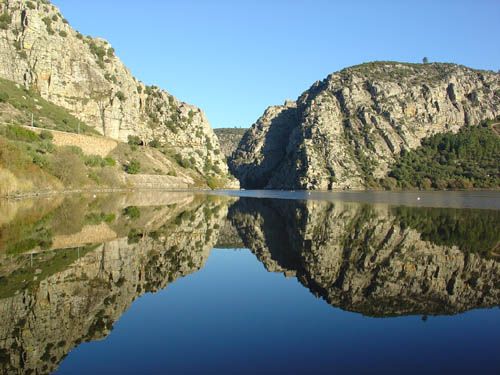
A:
[[422, 57, 429, 64]]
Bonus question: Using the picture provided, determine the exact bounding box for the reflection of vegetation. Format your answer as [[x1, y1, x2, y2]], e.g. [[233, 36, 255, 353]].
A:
[[85, 309, 113, 341], [1, 213, 53, 255], [0, 245, 97, 299], [393, 206, 500, 257], [0, 196, 120, 254]]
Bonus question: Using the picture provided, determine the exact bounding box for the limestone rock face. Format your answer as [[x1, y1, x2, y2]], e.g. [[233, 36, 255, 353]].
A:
[[0, 0, 232, 183], [230, 63, 500, 189], [229, 198, 500, 316]]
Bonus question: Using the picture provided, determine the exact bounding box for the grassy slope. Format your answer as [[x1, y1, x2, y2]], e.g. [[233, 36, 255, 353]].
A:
[[0, 78, 97, 134], [0, 77, 229, 195]]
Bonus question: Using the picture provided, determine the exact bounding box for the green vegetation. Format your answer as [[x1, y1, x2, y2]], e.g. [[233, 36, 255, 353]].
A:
[[124, 159, 141, 174], [0, 11, 12, 30], [42, 16, 55, 35], [148, 138, 161, 148], [123, 206, 140, 219], [84, 211, 115, 225], [59, 30, 67, 38], [86, 39, 107, 68], [115, 91, 126, 102], [382, 120, 500, 190], [127, 135, 143, 146], [0, 125, 122, 195], [0, 77, 96, 134]]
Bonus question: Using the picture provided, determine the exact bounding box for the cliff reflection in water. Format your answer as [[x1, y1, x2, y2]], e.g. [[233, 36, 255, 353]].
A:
[[229, 198, 500, 317], [0, 192, 231, 374], [0, 193, 498, 374]]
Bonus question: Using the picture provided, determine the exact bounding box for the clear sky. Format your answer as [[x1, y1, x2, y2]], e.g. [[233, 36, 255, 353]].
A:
[[52, 0, 500, 128]]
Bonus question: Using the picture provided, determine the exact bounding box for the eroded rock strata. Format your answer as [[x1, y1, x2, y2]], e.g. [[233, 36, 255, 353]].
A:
[[0, 0, 233, 184], [230, 63, 500, 189]]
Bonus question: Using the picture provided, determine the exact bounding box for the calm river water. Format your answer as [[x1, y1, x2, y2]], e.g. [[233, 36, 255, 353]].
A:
[[0, 191, 498, 374]]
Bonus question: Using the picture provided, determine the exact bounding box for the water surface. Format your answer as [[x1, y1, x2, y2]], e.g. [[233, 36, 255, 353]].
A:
[[0, 191, 498, 374]]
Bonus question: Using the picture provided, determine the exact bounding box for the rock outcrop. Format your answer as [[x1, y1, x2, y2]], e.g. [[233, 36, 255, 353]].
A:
[[229, 198, 500, 316], [214, 128, 247, 158], [230, 62, 500, 189], [0, 0, 234, 185]]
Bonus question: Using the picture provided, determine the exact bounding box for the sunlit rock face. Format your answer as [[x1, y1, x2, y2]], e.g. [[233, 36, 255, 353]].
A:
[[230, 63, 500, 189], [0, 0, 235, 186], [229, 198, 500, 316], [0, 193, 231, 374]]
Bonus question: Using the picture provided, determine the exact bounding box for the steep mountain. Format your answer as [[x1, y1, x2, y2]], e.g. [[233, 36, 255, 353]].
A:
[[0, 0, 237, 187], [214, 128, 247, 158], [230, 62, 500, 189]]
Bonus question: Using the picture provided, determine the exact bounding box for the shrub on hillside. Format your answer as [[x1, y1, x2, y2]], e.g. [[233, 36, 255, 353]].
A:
[[125, 159, 140, 174], [115, 91, 126, 101], [85, 154, 105, 167], [127, 135, 143, 146], [95, 167, 121, 187], [148, 139, 161, 148], [39, 130, 53, 140], [123, 206, 140, 219], [49, 148, 87, 186], [2, 125, 40, 142], [0, 12, 12, 30], [104, 157, 116, 167]]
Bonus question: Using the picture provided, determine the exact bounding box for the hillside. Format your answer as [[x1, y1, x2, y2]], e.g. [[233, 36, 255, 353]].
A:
[[214, 128, 247, 157], [230, 62, 500, 190], [0, 0, 238, 189], [384, 119, 500, 189], [0, 76, 239, 196]]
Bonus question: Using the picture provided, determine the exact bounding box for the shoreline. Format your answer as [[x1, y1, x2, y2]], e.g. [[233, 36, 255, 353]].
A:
[[3, 186, 499, 200], [1, 187, 216, 200]]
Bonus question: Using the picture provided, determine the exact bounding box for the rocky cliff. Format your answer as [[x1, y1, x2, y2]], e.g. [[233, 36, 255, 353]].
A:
[[230, 62, 500, 189], [0, 0, 234, 185], [229, 198, 500, 316], [214, 128, 247, 158]]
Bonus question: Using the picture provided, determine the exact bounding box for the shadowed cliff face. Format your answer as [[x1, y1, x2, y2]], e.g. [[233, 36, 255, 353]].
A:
[[0, 193, 232, 375], [229, 198, 500, 317]]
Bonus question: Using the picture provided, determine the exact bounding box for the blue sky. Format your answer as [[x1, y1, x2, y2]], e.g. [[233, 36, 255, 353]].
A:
[[53, 0, 500, 128]]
